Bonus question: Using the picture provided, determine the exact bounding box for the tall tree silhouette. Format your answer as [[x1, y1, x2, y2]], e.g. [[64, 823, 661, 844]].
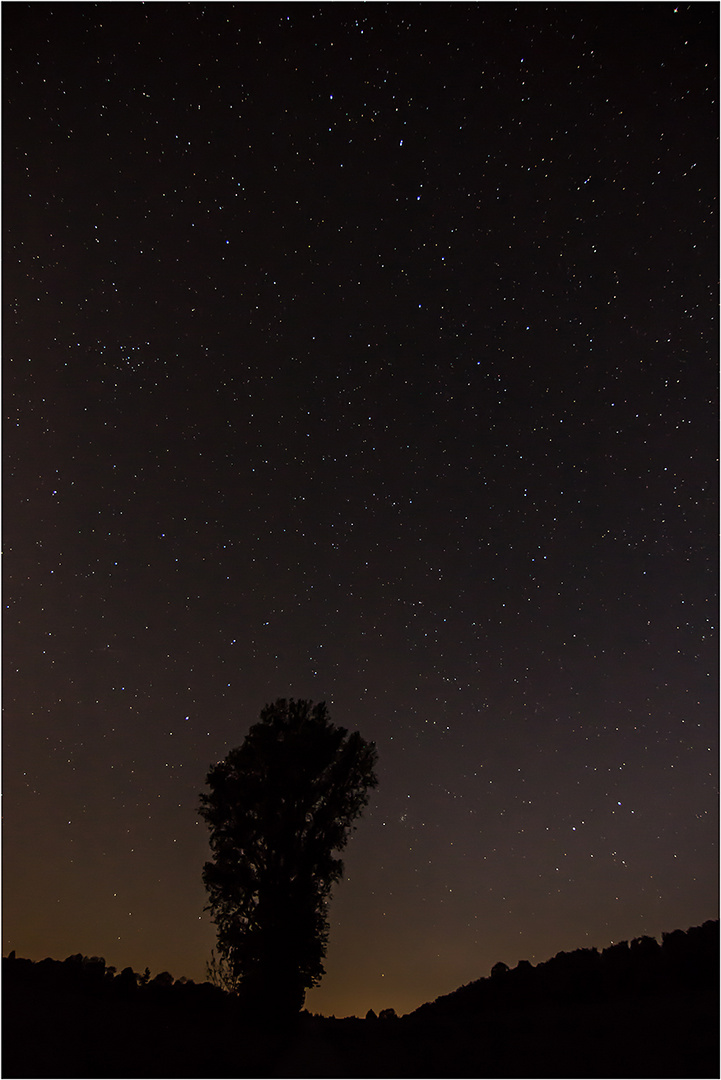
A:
[[198, 698, 378, 1014]]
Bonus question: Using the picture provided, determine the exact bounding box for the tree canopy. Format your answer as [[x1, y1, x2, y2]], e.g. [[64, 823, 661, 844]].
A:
[[198, 698, 378, 1014]]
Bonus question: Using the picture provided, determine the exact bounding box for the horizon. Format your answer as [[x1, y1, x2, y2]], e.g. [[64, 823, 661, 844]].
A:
[[5, 915, 716, 1019]]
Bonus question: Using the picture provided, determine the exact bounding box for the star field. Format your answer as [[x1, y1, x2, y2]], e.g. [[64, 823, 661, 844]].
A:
[[4, 3, 717, 1018]]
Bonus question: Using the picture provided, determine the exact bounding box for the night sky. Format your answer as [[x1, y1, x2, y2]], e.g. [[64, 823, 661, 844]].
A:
[[4, 3, 718, 1019]]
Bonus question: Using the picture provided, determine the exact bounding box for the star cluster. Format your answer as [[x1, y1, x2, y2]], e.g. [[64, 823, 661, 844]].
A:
[[4, 4, 717, 1018]]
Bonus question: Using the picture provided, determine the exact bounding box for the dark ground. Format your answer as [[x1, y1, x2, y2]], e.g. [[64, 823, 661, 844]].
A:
[[3, 985, 718, 1078], [4, 922, 718, 1078]]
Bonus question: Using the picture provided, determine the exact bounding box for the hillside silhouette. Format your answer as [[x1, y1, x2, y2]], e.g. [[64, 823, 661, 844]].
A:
[[3, 920, 718, 1078]]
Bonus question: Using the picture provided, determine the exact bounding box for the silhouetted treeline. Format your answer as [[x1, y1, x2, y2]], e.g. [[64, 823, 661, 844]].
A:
[[411, 919, 719, 1019], [3, 952, 280, 1078], [3, 950, 228, 1007], [3, 921, 718, 1078]]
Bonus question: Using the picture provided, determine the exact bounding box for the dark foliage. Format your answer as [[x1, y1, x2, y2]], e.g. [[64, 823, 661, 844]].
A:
[[198, 698, 378, 1015], [3, 921, 717, 1078], [411, 918, 719, 1020], [2, 954, 269, 1079]]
